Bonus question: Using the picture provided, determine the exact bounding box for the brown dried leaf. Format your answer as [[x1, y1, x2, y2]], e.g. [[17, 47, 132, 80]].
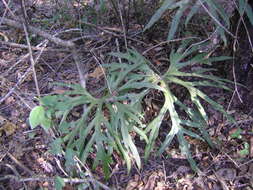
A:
[[0, 115, 17, 136], [88, 66, 105, 79]]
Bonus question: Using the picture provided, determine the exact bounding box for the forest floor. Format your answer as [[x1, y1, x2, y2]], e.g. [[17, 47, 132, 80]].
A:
[[1, 0, 253, 189]]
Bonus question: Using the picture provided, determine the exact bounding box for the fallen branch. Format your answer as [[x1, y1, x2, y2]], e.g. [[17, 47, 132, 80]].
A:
[[2, 18, 74, 48], [1, 17, 86, 90], [0, 40, 68, 51]]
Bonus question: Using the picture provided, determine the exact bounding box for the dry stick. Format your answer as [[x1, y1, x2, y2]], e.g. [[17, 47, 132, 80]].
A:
[[72, 47, 86, 89], [117, 0, 128, 49], [1, 18, 75, 48], [142, 37, 199, 55], [7, 153, 34, 176], [90, 50, 111, 94], [54, 157, 69, 177], [0, 42, 47, 104], [232, 0, 253, 53], [0, 0, 10, 26], [1, 164, 28, 190], [1, 175, 105, 185], [13, 91, 36, 110], [198, 0, 236, 38], [22, 22, 41, 97], [74, 156, 111, 190], [232, 0, 253, 105], [1, 17, 86, 90], [3, 53, 30, 76], [230, 0, 247, 105], [0, 40, 68, 51], [0, 0, 16, 20], [80, 17, 147, 45]]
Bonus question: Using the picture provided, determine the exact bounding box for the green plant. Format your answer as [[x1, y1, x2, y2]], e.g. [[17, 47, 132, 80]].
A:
[[29, 41, 233, 176], [144, 0, 233, 44]]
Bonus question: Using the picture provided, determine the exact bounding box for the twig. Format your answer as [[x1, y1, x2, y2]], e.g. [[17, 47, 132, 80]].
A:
[[90, 50, 112, 94], [230, 0, 246, 103], [54, 157, 69, 177], [142, 37, 198, 55], [212, 169, 230, 190], [1, 18, 75, 48], [72, 47, 86, 89], [198, 0, 236, 38], [0, 164, 28, 189], [0, 0, 10, 26], [71, 47, 87, 113], [117, 0, 128, 49], [2, 52, 30, 76], [74, 156, 111, 190], [224, 152, 240, 168], [226, 90, 236, 112], [232, 0, 253, 53], [115, 38, 122, 64], [0, 40, 68, 51], [22, 3, 41, 97], [0, 0, 16, 20], [2, 17, 87, 93], [240, 158, 253, 167], [224, 118, 253, 127], [7, 153, 34, 176], [80, 17, 146, 45], [0, 42, 47, 104]]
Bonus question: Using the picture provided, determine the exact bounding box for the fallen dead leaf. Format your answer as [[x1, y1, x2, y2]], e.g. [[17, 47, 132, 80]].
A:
[[0, 115, 17, 136], [143, 173, 157, 190], [4, 96, 15, 105], [37, 157, 54, 173], [126, 180, 139, 190], [88, 66, 105, 79]]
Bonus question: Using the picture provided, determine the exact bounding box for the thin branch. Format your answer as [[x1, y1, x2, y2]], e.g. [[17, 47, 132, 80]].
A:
[[0, 0, 10, 26], [1, 18, 75, 48], [142, 37, 198, 55], [7, 153, 34, 176], [90, 50, 112, 94], [0, 40, 68, 51], [198, 0, 236, 38], [23, 22, 41, 97], [2, 17, 87, 93], [117, 0, 128, 49], [0, 0, 17, 20], [0, 42, 47, 104]]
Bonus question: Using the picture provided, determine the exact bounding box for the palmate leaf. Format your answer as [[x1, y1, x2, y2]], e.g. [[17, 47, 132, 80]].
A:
[[239, 0, 253, 25], [177, 132, 200, 173], [144, 0, 235, 43], [144, 0, 176, 31], [205, 0, 230, 27], [185, 1, 201, 26], [109, 48, 232, 173], [167, 3, 188, 40], [34, 44, 233, 177], [141, 43, 232, 172]]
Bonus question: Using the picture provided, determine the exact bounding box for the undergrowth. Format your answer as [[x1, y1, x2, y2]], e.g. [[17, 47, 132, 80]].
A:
[[30, 42, 233, 176], [28, 0, 253, 186]]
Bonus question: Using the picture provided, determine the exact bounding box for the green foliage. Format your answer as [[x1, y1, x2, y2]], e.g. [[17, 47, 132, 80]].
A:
[[143, 41, 233, 172], [144, 0, 232, 43], [230, 128, 243, 139], [29, 106, 51, 131], [54, 176, 65, 190], [29, 43, 233, 176], [239, 142, 249, 156], [238, 0, 253, 25]]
